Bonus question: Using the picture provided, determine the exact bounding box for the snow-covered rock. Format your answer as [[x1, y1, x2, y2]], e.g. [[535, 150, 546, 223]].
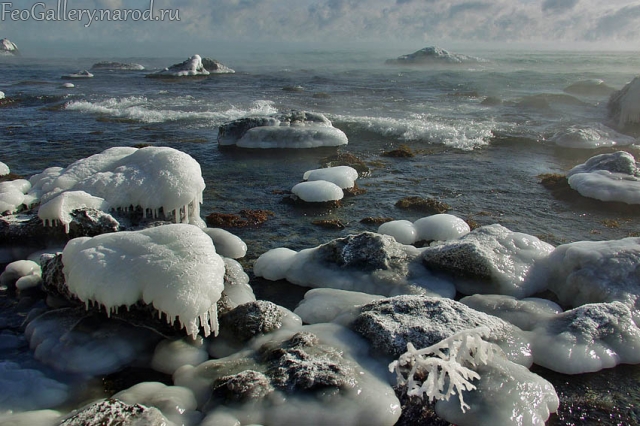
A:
[[386, 46, 487, 65], [608, 76, 640, 128], [0, 38, 19, 56], [303, 166, 359, 189], [90, 61, 145, 71], [291, 180, 344, 202], [61, 70, 93, 79], [201, 57, 235, 74], [550, 123, 637, 149], [378, 214, 471, 245], [148, 54, 210, 77]]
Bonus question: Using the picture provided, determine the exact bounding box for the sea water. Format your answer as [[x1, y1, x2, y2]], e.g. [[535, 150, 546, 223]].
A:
[[1, 46, 640, 423]]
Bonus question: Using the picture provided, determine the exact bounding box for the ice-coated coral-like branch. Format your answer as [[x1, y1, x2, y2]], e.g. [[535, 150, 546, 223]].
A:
[[389, 326, 494, 413]]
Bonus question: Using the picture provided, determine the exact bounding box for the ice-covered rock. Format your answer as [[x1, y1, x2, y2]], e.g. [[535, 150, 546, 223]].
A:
[[151, 336, 208, 375], [174, 323, 402, 426], [352, 295, 532, 366], [566, 151, 640, 204], [38, 191, 110, 233], [218, 258, 256, 314], [254, 232, 456, 298], [528, 302, 640, 374], [421, 224, 555, 298], [0, 259, 42, 291], [0, 179, 34, 214], [386, 46, 487, 65], [0, 38, 19, 56], [29, 146, 206, 226], [294, 288, 385, 325], [203, 227, 247, 259], [113, 382, 201, 426], [608, 76, 640, 128], [291, 180, 344, 203], [550, 123, 637, 149], [303, 166, 359, 189], [148, 54, 210, 77], [201, 57, 235, 74], [0, 92, 5, 101], [460, 294, 562, 331], [57, 398, 171, 426], [60, 82, 75, 88], [378, 214, 470, 245], [0, 361, 68, 412], [62, 224, 226, 337], [217, 110, 348, 149], [527, 237, 640, 322], [90, 61, 145, 71], [25, 308, 162, 376], [61, 70, 93, 79]]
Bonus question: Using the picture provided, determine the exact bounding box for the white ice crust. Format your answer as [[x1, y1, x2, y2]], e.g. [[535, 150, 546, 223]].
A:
[[568, 170, 640, 204], [151, 337, 209, 375], [292, 180, 344, 202], [38, 191, 110, 233], [62, 224, 226, 337], [460, 294, 562, 331], [0, 179, 33, 214], [0, 161, 9, 175], [294, 288, 385, 325], [203, 228, 247, 259], [154, 55, 210, 77], [551, 123, 637, 149], [303, 166, 359, 189], [379, 214, 470, 244], [29, 146, 206, 226], [0, 259, 42, 291], [0, 92, 4, 101], [237, 125, 348, 148], [378, 220, 417, 245]]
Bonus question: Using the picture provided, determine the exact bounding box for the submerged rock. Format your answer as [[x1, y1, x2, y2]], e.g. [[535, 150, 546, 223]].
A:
[[395, 196, 450, 214], [563, 79, 616, 97], [386, 46, 487, 65]]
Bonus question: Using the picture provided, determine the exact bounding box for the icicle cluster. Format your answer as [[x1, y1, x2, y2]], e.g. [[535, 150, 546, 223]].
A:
[[389, 326, 495, 413]]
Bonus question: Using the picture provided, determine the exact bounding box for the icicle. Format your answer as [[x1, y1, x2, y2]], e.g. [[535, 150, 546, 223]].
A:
[[200, 312, 210, 337]]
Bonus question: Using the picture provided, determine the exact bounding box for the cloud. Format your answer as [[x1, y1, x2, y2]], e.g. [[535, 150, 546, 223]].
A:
[[542, 0, 580, 13], [588, 4, 640, 40]]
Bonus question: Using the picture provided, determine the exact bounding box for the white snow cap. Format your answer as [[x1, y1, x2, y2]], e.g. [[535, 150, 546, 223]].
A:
[[30, 146, 206, 225], [0, 259, 42, 291], [62, 224, 226, 337], [0, 161, 8, 176], [378, 214, 470, 245], [203, 228, 247, 259], [292, 180, 344, 202], [0, 179, 33, 214], [0, 91, 5, 100], [155, 55, 210, 77], [303, 166, 359, 189], [237, 126, 348, 148]]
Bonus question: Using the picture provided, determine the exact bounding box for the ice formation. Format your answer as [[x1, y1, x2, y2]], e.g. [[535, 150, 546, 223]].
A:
[[378, 214, 470, 244], [61, 70, 93, 79], [0, 161, 7, 176], [389, 327, 494, 412], [291, 180, 344, 202], [527, 237, 640, 322], [0, 410, 62, 426], [37, 191, 110, 233], [174, 323, 402, 426], [29, 146, 206, 226], [150, 55, 210, 77], [422, 224, 555, 298], [151, 337, 209, 375], [528, 302, 640, 374], [303, 166, 359, 189], [255, 232, 456, 298], [219, 258, 256, 310], [113, 382, 201, 426], [386, 46, 487, 65], [460, 294, 561, 331], [62, 224, 226, 337], [0, 91, 4, 101], [0, 38, 19, 55], [218, 111, 348, 149], [550, 123, 637, 149], [203, 228, 247, 259], [0, 361, 68, 412], [293, 288, 385, 325], [567, 151, 640, 204], [0, 259, 42, 291], [609, 76, 640, 127], [0, 179, 34, 214]]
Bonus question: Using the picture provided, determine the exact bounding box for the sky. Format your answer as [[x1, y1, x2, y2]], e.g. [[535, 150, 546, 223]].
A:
[[1, 0, 640, 57]]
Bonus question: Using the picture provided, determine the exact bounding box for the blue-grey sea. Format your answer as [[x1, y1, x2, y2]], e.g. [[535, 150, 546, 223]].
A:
[[1, 46, 640, 424]]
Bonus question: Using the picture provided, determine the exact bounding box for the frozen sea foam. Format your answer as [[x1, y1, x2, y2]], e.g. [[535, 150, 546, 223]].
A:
[[62, 224, 226, 337]]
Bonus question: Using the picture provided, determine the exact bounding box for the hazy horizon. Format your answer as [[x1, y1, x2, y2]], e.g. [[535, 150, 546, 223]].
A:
[[2, 0, 640, 58]]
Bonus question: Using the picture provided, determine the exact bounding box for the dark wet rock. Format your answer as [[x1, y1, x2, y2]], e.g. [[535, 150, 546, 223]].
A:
[[320, 152, 370, 176], [563, 80, 616, 97], [259, 331, 356, 392], [58, 398, 170, 426], [382, 145, 415, 158], [312, 219, 345, 229], [201, 57, 235, 73], [360, 217, 393, 225], [211, 370, 274, 402], [313, 92, 331, 99], [205, 209, 274, 228], [40, 254, 75, 303], [481, 96, 502, 106], [395, 196, 450, 214], [394, 385, 451, 426], [283, 85, 305, 92], [91, 61, 145, 71], [219, 301, 284, 341], [352, 295, 526, 359], [386, 46, 487, 65]]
